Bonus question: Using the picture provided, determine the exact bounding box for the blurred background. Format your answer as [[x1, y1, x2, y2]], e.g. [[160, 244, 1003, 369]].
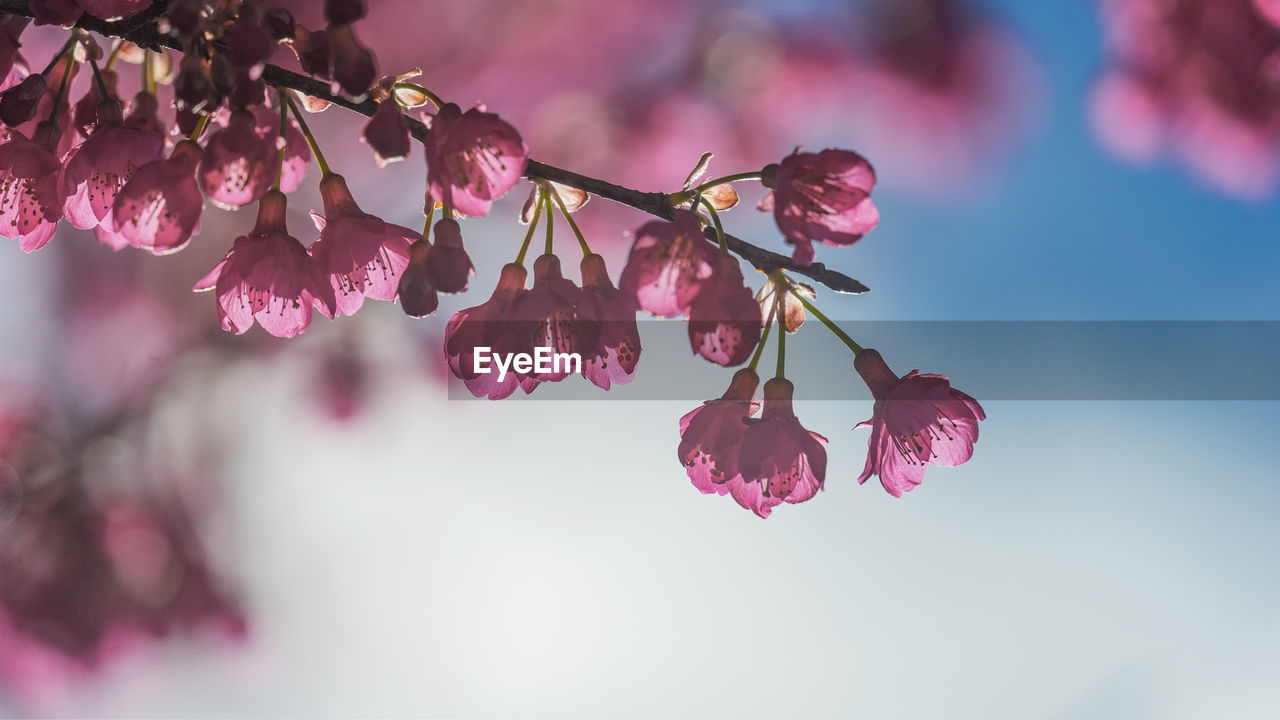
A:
[[1, 0, 1279, 717]]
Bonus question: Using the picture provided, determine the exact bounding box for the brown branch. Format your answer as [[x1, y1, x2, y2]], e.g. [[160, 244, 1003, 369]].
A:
[[1, 0, 870, 294]]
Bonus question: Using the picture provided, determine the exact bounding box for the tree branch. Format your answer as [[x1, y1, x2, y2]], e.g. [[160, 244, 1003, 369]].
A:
[[0, 0, 869, 294]]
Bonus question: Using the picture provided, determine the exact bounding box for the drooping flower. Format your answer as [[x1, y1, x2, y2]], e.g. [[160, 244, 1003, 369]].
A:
[[58, 99, 165, 249], [194, 190, 332, 338], [687, 253, 762, 367], [424, 102, 528, 217], [760, 148, 879, 265], [736, 378, 828, 518], [328, 23, 376, 99], [679, 368, 759, 498], [506, 253, 598, 383], [443, 262, 538, 400], [0, 124, 63, 252], [423, 217, 473, 293], [0, 74, 46, 127], [361, 99, 410, 167], [618, 209, 718, 318], [111, 139, 204, 254], [71, 68, 117, 139], [306, 173, 414, 318], [578, 253, 641, 390], [198, 108, 280, 209], [853, 348, 985, 498], [396, 240, 439, 318]]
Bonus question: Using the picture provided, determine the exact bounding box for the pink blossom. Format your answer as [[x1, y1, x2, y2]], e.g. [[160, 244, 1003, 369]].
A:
[[328, 23, 376, 99], [111, 139, 205, 254], [362, 99, 410, 167], [198, 108, 280, 209], [0, 126, 63, 253], [506, 254, 598, 383], [306, 173, 415, 318], [194, 190, 333, 338], [76, 0, 150, 21], [424, 218, 474, 294], [619, 209, 718, 318], [735, 378, 828, 519], [679, 367, 758, 498], [760, 148, 879, 265], [687, 254, 762, 367], [853, 349, 985, 498], [424, 102, 528, 217], [58, 102, 165, 248], [443, 262, 538, 400], [578, 253, 641, 390]]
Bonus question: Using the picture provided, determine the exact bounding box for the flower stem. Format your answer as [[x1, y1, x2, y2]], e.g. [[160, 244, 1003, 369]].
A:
[[392, 82, 444, 110], [47, 53, 75, 124], [87, 56, 112, 101], [283, 91, 332, 177], [700, 195, 728, 254], [39, 38, 74, 77], [775, 312, 786, 379], [422, 198, 435, 239], [187, 111, 210, 142], [693, 171, 762, 194], [105, 41, 123, 71], [515, 187, 543, 266], [272, 88, 288, 191], [142, 50, 154, 95], [548, 184, 591, 256], [789, 286, 864, 355], [749, 303, 778, 374], [542, 191, 554, 256]]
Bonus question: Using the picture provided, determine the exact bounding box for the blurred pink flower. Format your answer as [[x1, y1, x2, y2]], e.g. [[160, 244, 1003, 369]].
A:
[[736, 378, 827, 519], [195, 190, 333, 338], [679, 367, 758, 498], [111, 139, 205, 254], [853, 348, 985, 498], [687, 254, 761, 367], [425, 102, 528, 217], [306, 173, 415, 318], [0, 126, 63, 252], [760, 148, 879, 265], [578, 253, 641, 390], [619, 210, 718, 318]]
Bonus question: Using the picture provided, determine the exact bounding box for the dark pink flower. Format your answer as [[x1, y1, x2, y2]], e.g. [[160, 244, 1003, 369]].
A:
[[58, 102, 165, 247], [760, 148, 879, 265], [679, 368, 759, 498], [76, 0, 150, 21], [250, 105, 311, 193], [506, 253, 599, 383], [736, 378, 828, 518], [619, 209, 718, 318], [0, 125, 63, 252], [194, 190, 332, 338], [444, 262, 538, 400], [853, 348, 985, 498], [198, 108, 279, 209], [328, 23, 376, 98], [424, 102, 528, 217], [578, 253, 641, 390], [306, 173, 414, 318], [361, 99, 410, 167], [326, 0, 367, 25], [111, 139, 204, 254], [687, 254, 762, 367], [424, 217, 473, 294], [0, 74, 46, 127], [290, 24, 332, 80], [71, 68, 118, 139], [396, 240, 439, 317]]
